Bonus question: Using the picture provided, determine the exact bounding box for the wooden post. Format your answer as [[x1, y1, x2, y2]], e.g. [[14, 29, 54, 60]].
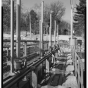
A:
[[54, 20, 56, 46], [16, 0, 21, 58], [10, 0, 14, 75], [40, 1, 44, 57]]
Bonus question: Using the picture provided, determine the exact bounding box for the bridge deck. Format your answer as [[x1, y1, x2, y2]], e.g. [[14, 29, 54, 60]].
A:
[[40, 53, 78, 88], [3, 48, 84, 88]]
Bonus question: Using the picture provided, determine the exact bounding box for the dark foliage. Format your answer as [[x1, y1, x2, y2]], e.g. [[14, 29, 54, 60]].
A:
[[73, 0, 86, 36]]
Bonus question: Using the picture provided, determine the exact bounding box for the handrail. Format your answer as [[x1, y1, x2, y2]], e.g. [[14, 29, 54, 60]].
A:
[[3, 40, 39, 42], [3, 47, 58, 88], [74, 51, 84, 88], [3, 44, 38, 48], [3, 39, 50, 42], [3, 52, 39, 67], [3, 39, 57, 44], [20, 52, 39, 59]]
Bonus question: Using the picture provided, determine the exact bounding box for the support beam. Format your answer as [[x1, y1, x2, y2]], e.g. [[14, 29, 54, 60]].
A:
[[70, 0, 73, 48], [31, 71, 37, 88], [16, 0, 21, 58], [22, 43, 27, 81], [57, 25, 59, 44], [37, 64, 43, 84], [75, 54, 77, 77], [78, 58, 80, 87], [46, 59, 49, 73], [24, 42, 27, 56], [6, 48, 9, 58], [10, 0, 14, 74], [30, 67, 37, 88], [81, 61, 83, 88], [29, 15, 31, 38], [49, 11, 52, 47], [54, 20, 56, 46], [52, 54, 55, 64], [40, 1, 44, 57], [24, 42, 27, 68], [41, 1, 44, 23]]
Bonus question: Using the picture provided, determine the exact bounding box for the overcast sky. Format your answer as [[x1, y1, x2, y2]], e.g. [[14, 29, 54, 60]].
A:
[[21, 0, 79, 22]]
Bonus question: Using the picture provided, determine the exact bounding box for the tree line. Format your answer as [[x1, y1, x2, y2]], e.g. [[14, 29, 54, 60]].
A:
[[3, 0, 71, 35]]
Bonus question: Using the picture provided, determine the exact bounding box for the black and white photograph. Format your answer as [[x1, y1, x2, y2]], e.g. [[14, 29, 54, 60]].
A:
[[2, 0, 86, 88]]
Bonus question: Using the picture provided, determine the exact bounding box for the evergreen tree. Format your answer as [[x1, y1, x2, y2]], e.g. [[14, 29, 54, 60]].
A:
[[30, 10, 39, 34], [73, 0, 86, 36]]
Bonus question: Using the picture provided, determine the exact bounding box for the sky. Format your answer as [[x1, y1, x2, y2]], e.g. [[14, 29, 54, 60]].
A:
[[21, 0, 79, 22]]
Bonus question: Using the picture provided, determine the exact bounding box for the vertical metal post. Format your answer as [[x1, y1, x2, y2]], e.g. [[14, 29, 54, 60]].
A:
[[40, 1, 44, 57], [49, 12, 52, 47], [74, 53, 77, 76], [41, 1, 44, 25], [45, 27, 46, 34], [54, 20, 56, 46], [16, 0, 21, 58], [49, 27, 51, 48], [40, 2, 44, 81], [23, 43, 28, 82], [57, 25, 59, 45], [22, 41, 28, 81], [80, 44, 81, 52], [81, 61, 83, 88], [24, 42, 27, 56], [70, 0, 73, 48], [31, 71, 37, 88], [43, 27, 45, 34], [78, 58, 80, 88], [7, 48, 9, 60], [30, 15, 31, 38], [24, 42, 27, 67], [10, 0, 14, 75], [46, 59, 49, 73]]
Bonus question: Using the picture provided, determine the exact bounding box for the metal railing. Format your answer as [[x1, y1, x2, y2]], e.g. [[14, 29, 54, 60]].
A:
[[72, 49, 84, 88], [3, 45, 59, 88], [3, 40, 49, 74]]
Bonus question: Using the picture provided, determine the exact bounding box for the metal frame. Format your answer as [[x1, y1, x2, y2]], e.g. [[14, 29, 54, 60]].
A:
[[49, 11, 52, 47], [16, 0, 21, 58], [57, 24, 59, 44], [54, 20, 56, 45], [10, 0, 14, 74], [40, 1, 44, 57], [3, 0, 60, 88], [73, 51, 84, 88], [3, 47, 58, 88]]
